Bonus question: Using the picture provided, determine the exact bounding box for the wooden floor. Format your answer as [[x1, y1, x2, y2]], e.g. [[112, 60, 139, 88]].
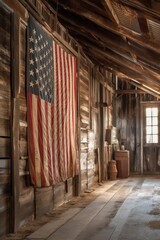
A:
[[7, 176, 160, 240]]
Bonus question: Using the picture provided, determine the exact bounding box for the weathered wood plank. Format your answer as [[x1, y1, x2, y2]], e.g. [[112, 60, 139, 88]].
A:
[[0, 100, 10, 119], [0, 159, 10, 175], [0, 209, 9, 238], [19, 140, 28, 158], [19, 123, 27, 140], [0, 195, 9, 213], [36, 186, 54, 217], [19, 187, 34, 225], [80, 108, 90, 118], [65, 178, 73, 201], [0, 119, 10, 137], [0, 183, 10, 195], [54, 182, 65, 208], [4, 0, 27, 21], [0, 138, 10, 158], [0, 175, 10, 185]]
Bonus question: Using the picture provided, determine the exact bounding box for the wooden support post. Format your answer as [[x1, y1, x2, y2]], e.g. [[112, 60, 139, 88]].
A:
[[10, 13, 20, 233], [140, 99, 144, 174]]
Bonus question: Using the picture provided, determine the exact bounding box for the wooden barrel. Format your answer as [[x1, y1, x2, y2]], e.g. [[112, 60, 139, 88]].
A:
[[108, 160, 117, 180]]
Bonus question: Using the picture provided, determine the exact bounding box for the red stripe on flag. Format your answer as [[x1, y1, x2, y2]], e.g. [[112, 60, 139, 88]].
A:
[[51, 104, 56, 182], [61, 47, 68, 179], [67, 53, 71, 176], [58, 45, 64, 180], [54, 43, 62, 181], [63, 50, 68, 177], [45, 102, 53, 185], [37, 98, 47, 186], [28, 93, 36, 185]]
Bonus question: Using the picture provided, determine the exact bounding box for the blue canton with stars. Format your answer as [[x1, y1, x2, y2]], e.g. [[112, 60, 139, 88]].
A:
[[28, 16, 54, 104]]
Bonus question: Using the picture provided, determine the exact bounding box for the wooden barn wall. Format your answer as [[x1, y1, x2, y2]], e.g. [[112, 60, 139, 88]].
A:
[[79, 54, 91, 191], [0, 3, 11, 238], [0, 0, 35, 237], [79, 61, 114, 190], [114, 79, 158, 173], [95, 70, 114, 181], [0, 0, 115, 237], [79, 57, 112, 190], [18, 19, 34, 226], [114, 79, 142, 173], [90, 68, 100, 183], [2, 0, 80, 225]]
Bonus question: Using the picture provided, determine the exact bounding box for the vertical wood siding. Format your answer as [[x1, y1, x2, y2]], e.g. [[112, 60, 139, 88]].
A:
[[18, 20, 34, 226], [0, 4, 11, 238], [115, 82, 141, 172], [79, 55, 90, 190]]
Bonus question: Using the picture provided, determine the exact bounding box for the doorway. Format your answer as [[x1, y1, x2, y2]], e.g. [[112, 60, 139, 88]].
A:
[[141, 102, 160, 173]]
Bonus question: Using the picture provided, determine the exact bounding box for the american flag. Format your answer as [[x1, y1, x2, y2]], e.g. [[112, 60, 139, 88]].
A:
[[27, 17, 78, 187]]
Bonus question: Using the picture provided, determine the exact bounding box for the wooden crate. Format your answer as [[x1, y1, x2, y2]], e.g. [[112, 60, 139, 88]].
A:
[[115, 150, 130, 178]]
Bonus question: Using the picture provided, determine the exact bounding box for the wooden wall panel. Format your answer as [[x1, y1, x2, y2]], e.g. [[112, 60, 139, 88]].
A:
[[79, 55, 99, 190], [0, 210, 9, 238], [0, 119, 10, 137], [0, 138, 10, 158], [53, 183, 65, 208], [79, 55, 90, 191], [65, 177, 73, 201], [0, 3, 11, 238], [35, 187, 54, 217], [115, 81, 140, 172], [18, 19, 34, 226]]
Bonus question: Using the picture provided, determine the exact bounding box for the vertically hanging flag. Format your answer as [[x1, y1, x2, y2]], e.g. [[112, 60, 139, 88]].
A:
[[53, 42, 78, 182], [27, 16, 78, 187]]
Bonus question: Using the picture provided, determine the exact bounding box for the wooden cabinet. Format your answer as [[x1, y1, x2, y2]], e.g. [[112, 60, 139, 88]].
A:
[[115, 150, 130, 178]]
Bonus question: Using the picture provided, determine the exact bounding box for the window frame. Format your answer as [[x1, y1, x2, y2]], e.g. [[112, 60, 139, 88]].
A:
[[143, 103, 160, 145]]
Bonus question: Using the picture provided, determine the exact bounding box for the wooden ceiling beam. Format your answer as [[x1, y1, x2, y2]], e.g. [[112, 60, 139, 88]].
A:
[[116, 0, 160, 21], [78, 38, 160, 85], [59, 15, 160, 70], [81, 0, 108, 18], [101, 0, 120, 24], [67, 22, 160, 70], [138, 16, 149, 35], [51, 0, 160, 53], [128, 81, 160, 99], [83, 44, 160, 90], [98, 56, 160, 98], [116, 89, 145, 94], [85, 48, 148, 81], [108, 67, 160, 99]]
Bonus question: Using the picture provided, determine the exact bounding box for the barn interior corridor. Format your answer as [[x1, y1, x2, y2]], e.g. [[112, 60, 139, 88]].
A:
[[6, 176, 160, 240]]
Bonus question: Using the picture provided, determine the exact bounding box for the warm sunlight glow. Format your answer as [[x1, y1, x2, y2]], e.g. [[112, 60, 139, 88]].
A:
[[146, 107, 158, 143]]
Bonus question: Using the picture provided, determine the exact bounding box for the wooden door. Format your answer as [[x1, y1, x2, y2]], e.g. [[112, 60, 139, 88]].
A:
[[142, 102, 160, 173]]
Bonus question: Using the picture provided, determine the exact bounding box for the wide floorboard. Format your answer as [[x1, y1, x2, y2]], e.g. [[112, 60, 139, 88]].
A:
[[24, 176, 160, 240]]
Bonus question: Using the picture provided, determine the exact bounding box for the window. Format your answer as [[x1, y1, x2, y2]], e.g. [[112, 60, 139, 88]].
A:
[[145, 107, 158, 143]]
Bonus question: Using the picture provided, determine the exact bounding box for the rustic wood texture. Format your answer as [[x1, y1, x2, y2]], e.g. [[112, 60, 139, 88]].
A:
[[18, 18, 34, 228], [114, 80, 157, 173], [0, 3, 11, 238], [10, 12, 20, 232], [79, 54, 90, 191], [46, 0, 160, 98], [65, 178, 73, 201], [53, 182, 65, 208], [35, 187, 54, 217], [19, 187, 34, 226]]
